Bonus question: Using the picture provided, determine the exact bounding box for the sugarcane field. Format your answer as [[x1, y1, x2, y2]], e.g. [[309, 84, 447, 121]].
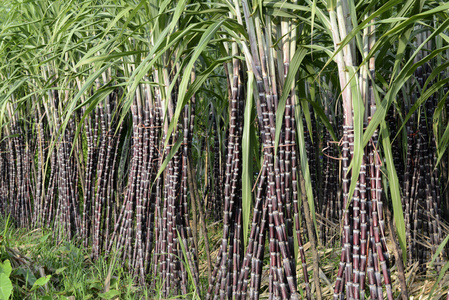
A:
[[2, 0, 449, 299]]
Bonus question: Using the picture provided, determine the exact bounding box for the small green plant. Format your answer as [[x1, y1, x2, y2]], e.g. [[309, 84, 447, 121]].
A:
[[30, 275, 51, 292], [0, 259, 13, 300]]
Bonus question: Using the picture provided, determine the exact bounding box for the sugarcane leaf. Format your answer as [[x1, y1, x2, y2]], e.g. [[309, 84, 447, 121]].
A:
[[370, 72, 406, 260], [242, 70, 254, 250], [76, 51, 147, 66], [346, 66, 364, 206], [102, 6, 134, 38], [0, 78, 28, 108], [265, 8, 297, 18], [182, 56, 234, 103], [327, 5, 449, 144], [118, 12, 197, 127], [428, 259, 449, 300], [305, 0, 331, 34], [295, 104, 318, 234], [390, 29, 411, 83], [154, 136, 183, 182], [324, 0, 403, 72], [394, 76, 449, 145], [164, 20, 224, 150], [310, 0, 317, 40], [303, 97, 337, 141], [371, 71, 408, 265], [176, 230, 200, 300], [72, 86, 117, 152], [432, 90, 447, 147], [435, 92, 449, 167], [301, 99, 313, 143], [302, 44, 334, 58], [430, 233, 449, 268], [381, 120, 406, 263], [422, 59, 449, 92], [115, 0, 147, 41], [383, 2, 449, 37], [60, 63, 111, 132], [73, 39, 116, 68], [263, 1, 311, 12], [364, 19, 449, 147], [0, 134, 20, 143], [274, 47, 307, 158]]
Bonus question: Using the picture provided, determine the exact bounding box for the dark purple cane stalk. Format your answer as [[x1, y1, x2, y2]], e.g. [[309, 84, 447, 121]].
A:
[[209, 55, 243, 300], [369, 59, 394, 299], [4, 125, 13, 221], [372, 141, 394, 300], [151, 167, 163, 289], [33, 105, 45, 228], [45, 143, 58, 227], [321, 108, 338, 244], [92, 100, 108, 258], [133, 97, 147, 281], [234, 162, 268, 300], [5, 120, 16, 222], [267, 193, 278, 300], [424, 62, 444, 266], [208, 114, 221, 221], [247, 194, 266, 299], [0, 141, 6, 215], [251, 200, 268, 300], [345, 126, 355, 300], [253, 12, 299, 300], [281, 37, 296, 282], [67, 112, 81, 237], [232, 168, 243, 296], [367, 170, 382, 300], [208, 4, 310, 299], [352, 172, 361, 299], [144, 106, 162, 277], [366, 243, 376, 299], [408, 125, 419, 261], [359, 152, 368, 296], [166, 140, 181, 293], [333, 130, 350, 300], [104, 96, 121, 256], [82, 105, 95, 247], [160, 146, 170, 294], [92, 96, 112, 255], [110, 100, 140, 264], [290, 98, 311, 299], [404, 111, 413, 262]]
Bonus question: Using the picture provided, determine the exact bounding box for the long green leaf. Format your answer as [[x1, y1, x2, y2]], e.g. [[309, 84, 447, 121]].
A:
[[295, 102, 318, 234], [154, 137, 183, 182], [242, 70, 254, 250], [428, 259, 449, 299], [164, 20, 224, 149], [346, 66, 364, 207], [381, 119, 407, 263], [274, 47, 307, 157]]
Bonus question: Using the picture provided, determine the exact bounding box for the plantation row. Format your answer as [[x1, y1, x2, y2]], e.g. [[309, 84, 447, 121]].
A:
[[1, 0, 449, 299]]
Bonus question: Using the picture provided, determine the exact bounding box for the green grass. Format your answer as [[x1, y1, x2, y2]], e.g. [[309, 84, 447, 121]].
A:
[[0, 216, 158, 299], [0, 215, 216, 300], [2, 215, 448, 300]]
